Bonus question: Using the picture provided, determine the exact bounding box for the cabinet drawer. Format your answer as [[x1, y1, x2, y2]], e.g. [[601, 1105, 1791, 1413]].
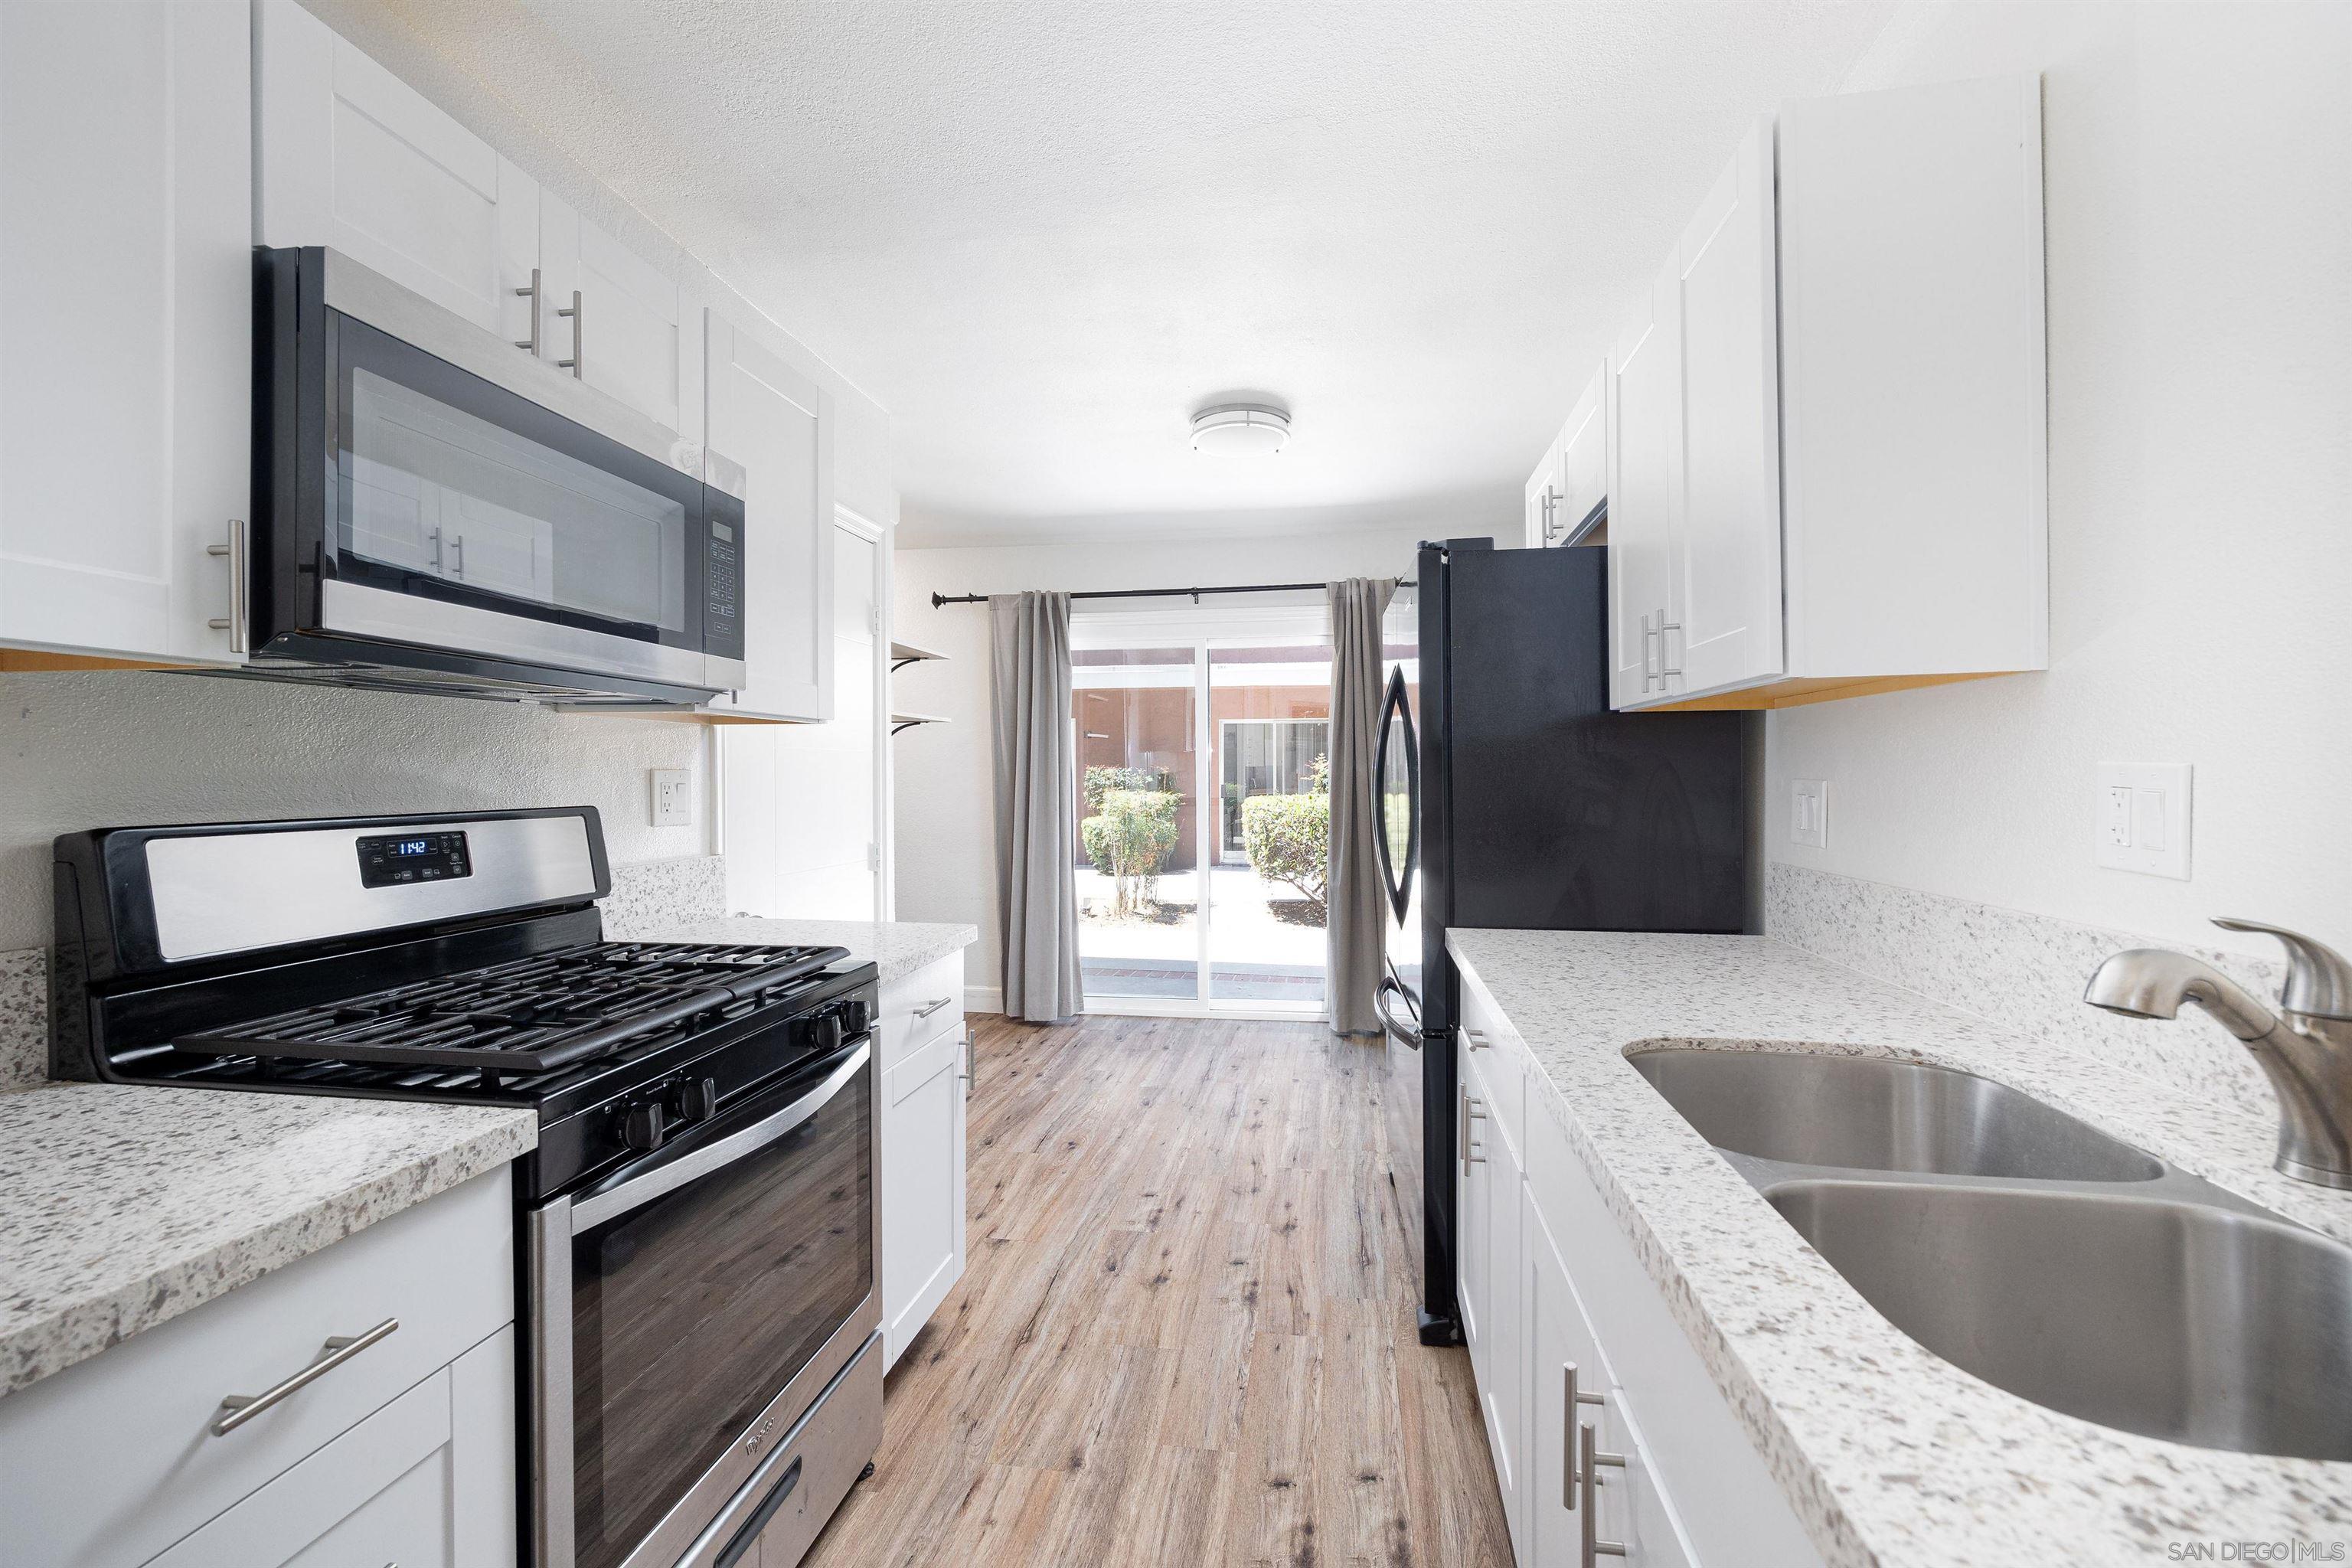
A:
[[0, 1167, 514, 1568], [1458, 977, 1526, 1158], [877, 949, 965, 1069], [143, 1366, 456, 1568]]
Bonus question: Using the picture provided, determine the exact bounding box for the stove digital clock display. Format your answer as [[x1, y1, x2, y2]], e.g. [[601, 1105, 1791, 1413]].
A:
[[357, 830, 472, 888]]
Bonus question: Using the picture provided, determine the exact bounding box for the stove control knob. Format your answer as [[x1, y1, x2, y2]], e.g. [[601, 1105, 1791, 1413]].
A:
[[839, 998, 872, 1037], [621, 1101, 667, 1153], [812, 1010, 844, 1054], [673, 1076, 718, 1124]]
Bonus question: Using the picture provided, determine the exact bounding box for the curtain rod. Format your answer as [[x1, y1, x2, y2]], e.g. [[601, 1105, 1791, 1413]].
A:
[[929, 579, 1413, 608]]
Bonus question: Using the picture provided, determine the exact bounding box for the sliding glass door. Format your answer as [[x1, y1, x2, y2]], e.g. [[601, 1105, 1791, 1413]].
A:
[[1071, 620, 1333, 1014]]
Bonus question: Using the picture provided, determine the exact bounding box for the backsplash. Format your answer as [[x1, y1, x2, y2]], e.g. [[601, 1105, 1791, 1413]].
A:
[[0, 855, 730, 1092], [1766, 862, 2282, 1124], [599, 854, 730, 938]]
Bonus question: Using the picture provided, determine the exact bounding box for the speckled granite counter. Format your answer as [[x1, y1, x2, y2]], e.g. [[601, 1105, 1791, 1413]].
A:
[[0, 1085, 533, 1396], [647, 916, 979, 985], [1446, 928, 2352, 1567]]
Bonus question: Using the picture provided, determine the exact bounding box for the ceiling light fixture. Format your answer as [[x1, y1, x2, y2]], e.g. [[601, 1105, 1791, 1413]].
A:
[[1191, 402, 1290, 456]]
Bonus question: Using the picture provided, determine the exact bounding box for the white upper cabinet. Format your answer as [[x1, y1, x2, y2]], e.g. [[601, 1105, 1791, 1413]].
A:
[[1557, 361, 1609, 545], [1521, 433, 1563, 549], [1523, 362, 1606, 550], [1609, 81, 2047, 711], [1669, 118, 1784, 699], [1776, 74, 2047, 681], [0, 0, 252, 665], [537, 194, 703, 444], [1607, 256, 1681, 710], [255, 1, 703, 454], [254, 0, 539, 348], [704, 310, 835, 722]]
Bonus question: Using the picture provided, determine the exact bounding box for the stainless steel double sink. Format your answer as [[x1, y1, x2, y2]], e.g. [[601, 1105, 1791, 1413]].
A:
[[1627, 1048, 2352, 1462]]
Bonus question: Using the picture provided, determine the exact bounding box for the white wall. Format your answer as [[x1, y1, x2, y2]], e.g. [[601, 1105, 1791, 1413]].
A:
[[0, 672, 708, 950], [891, 524, 1443, 1004], [1766, 1, 2350, 955]]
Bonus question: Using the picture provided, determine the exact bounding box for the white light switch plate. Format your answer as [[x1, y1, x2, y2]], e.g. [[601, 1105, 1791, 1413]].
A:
[[1790, 779, 1829, 848], [651, 768, 692, 828], [2094, 763, 2190, 879]]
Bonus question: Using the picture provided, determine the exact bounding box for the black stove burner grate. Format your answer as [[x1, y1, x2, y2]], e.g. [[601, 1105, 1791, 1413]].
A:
[[171, 941, 850, 1073]]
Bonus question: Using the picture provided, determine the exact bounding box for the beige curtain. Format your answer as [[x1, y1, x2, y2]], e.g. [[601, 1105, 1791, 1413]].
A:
[[1326, 577, 1398, 1037], [989, 592, 1085, 1022]]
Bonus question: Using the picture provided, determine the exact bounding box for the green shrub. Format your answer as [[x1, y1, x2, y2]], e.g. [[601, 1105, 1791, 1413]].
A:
[[1080, 786, 1181, 916], [1241, 755, 1329, 920], [1083, 765, 1173, 815]]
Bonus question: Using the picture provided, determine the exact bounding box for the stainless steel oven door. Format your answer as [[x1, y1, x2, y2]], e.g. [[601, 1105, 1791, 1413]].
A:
[[531, 1040, 880, 1568]]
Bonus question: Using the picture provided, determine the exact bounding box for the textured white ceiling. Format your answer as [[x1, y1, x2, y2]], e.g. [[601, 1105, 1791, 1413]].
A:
[[369, 1, 1894, 543]]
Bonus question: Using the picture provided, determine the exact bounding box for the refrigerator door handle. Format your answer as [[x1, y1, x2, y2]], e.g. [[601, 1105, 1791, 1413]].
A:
[[1376, 973, 1423, 1049]]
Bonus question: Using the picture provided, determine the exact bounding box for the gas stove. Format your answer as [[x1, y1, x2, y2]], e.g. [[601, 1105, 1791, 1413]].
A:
[[50, 807, 887, 1568]]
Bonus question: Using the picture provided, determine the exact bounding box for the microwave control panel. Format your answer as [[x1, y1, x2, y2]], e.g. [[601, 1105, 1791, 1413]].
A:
[[703, 500, 745, 662]]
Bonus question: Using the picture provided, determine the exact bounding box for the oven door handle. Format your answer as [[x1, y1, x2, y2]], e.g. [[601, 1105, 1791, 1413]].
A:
[[570, 1042, 870, 1231]]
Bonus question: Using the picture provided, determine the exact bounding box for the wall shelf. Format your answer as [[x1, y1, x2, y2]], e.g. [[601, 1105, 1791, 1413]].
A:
[[890, 711, 949, 736], [890, 639, 948, 672]]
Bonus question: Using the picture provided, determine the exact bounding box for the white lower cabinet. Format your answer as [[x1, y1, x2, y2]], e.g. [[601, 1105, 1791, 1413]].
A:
[[0, 1168, 517, 1568], [1456, 978, 1824, 1567], [146, 1325, 516, 1568], [878, 948, 971, 1367]]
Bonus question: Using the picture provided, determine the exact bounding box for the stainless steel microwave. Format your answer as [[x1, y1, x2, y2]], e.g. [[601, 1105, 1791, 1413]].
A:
[[247, 247, 743, 706]]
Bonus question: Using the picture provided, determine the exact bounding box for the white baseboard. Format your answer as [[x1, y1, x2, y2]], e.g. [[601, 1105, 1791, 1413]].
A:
[[964, 984, 1004, 1015]]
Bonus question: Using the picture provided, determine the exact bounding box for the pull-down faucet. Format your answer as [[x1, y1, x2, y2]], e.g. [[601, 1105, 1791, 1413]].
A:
[[2086, 919, 2352, 1191]]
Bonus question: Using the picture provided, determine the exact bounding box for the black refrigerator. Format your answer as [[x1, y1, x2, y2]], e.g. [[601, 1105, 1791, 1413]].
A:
[[1371, 538, 1756, 1345]]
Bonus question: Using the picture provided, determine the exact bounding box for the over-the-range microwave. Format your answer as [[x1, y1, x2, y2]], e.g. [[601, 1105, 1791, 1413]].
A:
[[243, 246, 743, 706]]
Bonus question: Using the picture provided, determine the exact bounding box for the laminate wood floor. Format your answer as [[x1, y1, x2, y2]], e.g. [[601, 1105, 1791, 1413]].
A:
[[803, 1013, 1513, 1568]]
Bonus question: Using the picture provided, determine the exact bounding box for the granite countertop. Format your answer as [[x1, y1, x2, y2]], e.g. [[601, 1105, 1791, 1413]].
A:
[[1446, 928, 2352, 1567], [0, 1085, 533, 1396], [648, 916, 978, 985]]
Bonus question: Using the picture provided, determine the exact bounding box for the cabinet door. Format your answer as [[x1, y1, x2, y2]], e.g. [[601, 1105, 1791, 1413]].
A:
[[253, 0, 539, 345], [705, 310, 834, 720], [0, 0, 250, 664], [1606, 257, 1681, 710], [539, 195, 698, 441], [881, 1026, 968, 1367], [145, 1327, 517, 1568], [1456, 1065, 1492, 1373], [1484, 1125, 1527, 1557], [1557, 362, 1609, 546], [1670, 117, 1784, 697], [1527, 1192, 1614, 1567], [1523, 438, 1562, 549]]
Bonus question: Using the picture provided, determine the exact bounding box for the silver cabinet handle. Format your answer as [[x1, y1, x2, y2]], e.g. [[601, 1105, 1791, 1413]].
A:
[[212, 1318, 399, 1435], [1639, 612, 1658, 691], [426, 527, 443, 572], [449, 534, 466, 579], [1464, 1096, 1488, 1164], [1579, 1423, 1628, 1563], [557, 289, 582, 376], [514, 266, 541, 354], [1658, 611, 1683, 679], [204, 518, 247, 654], [1464, 1027, 1490, 1050], [959, 1028, 975, 1099], [913, 996, 955, 1020], [1562, 1363, 1606, 1508]]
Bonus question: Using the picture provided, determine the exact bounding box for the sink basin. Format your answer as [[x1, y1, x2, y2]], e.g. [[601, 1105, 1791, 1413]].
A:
[[1769, 1179, 2352, 1459], [1627, 1048, 2164, 1182]]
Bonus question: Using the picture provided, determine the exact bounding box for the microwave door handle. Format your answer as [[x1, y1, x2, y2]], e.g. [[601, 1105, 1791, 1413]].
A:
[[567, 1042, 869, 1230]]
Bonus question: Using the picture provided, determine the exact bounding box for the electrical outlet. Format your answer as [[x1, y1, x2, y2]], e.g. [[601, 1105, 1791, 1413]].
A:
[[651, 768, 692, 828], [1790, 779, 1829, 848], [2094, 763, 2190, 879]]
